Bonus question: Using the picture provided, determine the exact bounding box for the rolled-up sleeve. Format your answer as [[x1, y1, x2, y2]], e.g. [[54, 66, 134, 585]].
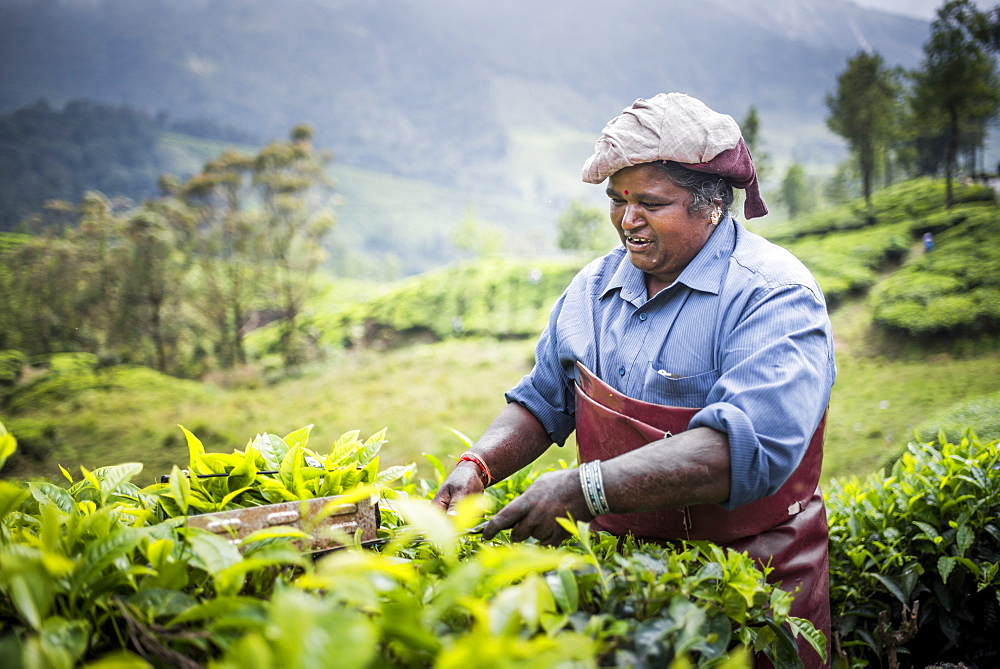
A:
[[689, 283, 835, 508]]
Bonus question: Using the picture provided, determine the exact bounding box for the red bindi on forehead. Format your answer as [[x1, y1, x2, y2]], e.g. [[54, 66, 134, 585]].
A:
[[624, 190, 629, 195]]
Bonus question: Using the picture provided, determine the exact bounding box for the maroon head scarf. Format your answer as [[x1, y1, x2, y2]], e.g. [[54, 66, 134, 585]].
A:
[[581, 93, 768, 219]]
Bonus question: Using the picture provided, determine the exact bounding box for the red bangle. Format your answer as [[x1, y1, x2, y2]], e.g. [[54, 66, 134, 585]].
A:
[[458, 451, 492, 487]]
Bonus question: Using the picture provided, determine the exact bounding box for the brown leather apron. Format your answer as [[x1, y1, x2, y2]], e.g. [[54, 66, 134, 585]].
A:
[[574, 362, 831, 668]]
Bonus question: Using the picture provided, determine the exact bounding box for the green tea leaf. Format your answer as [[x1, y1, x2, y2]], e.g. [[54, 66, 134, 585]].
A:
[[168, 465, 191, 516], [447, 427, 475, 449], [181, 528, 244, 576], [29, 481, 78, 515], [79, 466, 102, 499], [73, 528, 147, 593], [328, 430, 362, 465], [80, 649, 156, 668], [870, 573, 909, 606], [39, 615, 91, 667], [226, 448, 258, 492], [282, 425, 313, 451], [375, 464, 415, 486], [0, 481, 30, 522], [92, 463, 144, 500], [0, 421, 17, 472], [166, 595, 269, 627], [938, 555, 957, 584], [253, 433, 290, 471], [239, 526, 310, 545], [279, 445, 303, 494], [786, 615, 827, 662], [956, 523, 975, 556], [179, 425, 206, 469], [216, 485, 253, 511]]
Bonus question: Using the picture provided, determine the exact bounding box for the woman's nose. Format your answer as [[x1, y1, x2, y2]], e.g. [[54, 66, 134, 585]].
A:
[[621, 203, 642, 227]]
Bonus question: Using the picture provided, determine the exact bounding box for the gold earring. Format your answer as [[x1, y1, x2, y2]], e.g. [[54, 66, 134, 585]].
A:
[[710, 210, 720, 225]]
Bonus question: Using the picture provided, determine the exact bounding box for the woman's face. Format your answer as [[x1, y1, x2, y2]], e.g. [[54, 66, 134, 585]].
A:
[[606, 163, 716, 294]]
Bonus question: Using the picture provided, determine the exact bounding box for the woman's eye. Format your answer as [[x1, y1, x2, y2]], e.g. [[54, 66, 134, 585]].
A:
[[641, 202, 662, 209], [609, 197, 626, 205]]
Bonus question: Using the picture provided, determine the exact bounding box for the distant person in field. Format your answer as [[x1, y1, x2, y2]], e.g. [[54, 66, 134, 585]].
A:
[[432, 93, 836, 667], [923, 231, 935, 253]]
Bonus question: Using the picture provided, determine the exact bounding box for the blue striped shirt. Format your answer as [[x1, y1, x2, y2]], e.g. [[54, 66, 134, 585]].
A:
[[506, 215, 836, 509]]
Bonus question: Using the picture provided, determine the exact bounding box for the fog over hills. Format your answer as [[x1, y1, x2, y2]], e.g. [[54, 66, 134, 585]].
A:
[[0, 0, 928, 179], [0, 0, 934, 269]]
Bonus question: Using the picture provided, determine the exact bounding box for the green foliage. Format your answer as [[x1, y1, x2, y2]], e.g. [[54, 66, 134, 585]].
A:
[[141, 425, 412, 516], [761, 177, 993, 243], [914, 390, 1000, 444], [557, 200, 617, 254], [826, 50, 902, 204], [0, 350, 26, 389], [869, 205, 1000, 335], [322, 257, 584, 348], [825, 434, 1000, 667], [782, 221, 910, 306], [4, 354, 103, 414], [910, 0, 1000, 205], [0, 420, 820, 668], [779, 164, 814, 219], [0, 232, 30, 254], [0, 128, 335, 376]]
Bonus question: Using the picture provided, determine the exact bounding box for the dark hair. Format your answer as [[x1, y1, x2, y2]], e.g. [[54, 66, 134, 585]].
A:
[[650, 160, 735, 215]]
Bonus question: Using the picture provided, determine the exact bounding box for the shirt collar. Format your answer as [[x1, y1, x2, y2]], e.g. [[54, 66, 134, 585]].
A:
[[603, 215, 736, 302], [674, 214, 735, 295]]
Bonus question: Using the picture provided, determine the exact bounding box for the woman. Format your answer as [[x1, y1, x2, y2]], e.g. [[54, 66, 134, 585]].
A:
[[433, 93, 835, 667]]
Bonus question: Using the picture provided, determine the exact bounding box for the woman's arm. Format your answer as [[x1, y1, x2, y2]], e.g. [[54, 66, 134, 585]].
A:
[[431, 402, 553, 514]]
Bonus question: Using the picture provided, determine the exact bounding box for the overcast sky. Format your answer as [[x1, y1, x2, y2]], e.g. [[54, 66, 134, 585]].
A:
[[853, 0, 996, 20]]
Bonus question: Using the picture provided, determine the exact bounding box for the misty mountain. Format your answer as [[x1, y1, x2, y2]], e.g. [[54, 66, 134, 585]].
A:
[[0, 0, 928, 183], [0, 0, 933, 272]]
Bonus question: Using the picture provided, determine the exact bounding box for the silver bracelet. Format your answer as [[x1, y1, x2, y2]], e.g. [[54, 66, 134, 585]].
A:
[[579, 460, 611, 518]]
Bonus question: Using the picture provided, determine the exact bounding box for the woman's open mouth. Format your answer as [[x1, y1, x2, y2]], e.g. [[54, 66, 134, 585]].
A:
[[625, 235, 653, 250]]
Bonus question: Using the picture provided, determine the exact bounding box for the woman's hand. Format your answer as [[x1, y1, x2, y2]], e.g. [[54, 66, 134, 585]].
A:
[[431, 461, 485, 514], [481, 468, 593, 546]]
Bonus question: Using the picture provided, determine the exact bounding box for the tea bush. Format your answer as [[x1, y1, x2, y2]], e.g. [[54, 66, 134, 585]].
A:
[[0, 421, 823, 668], [762, 178, 994, 243], [3, 353, 104, 413], [0, 350, 25, 390], [825, 433, 1000, 668], [782, 222, 910, 306], [312, 256, 585, 350], [913, 391, 1000, 445], [869, 206, 1000, 335]]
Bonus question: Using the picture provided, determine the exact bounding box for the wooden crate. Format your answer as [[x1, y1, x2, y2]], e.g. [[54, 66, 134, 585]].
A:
[[185, 495, 379, 553]]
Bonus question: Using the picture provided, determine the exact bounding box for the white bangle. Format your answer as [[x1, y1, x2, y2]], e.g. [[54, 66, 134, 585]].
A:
[[579, 460, 611, 517]]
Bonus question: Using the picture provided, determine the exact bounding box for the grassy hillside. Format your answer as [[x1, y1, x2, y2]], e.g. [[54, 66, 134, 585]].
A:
[[3, 300, 998, 486], [3, 178, 999, 485]]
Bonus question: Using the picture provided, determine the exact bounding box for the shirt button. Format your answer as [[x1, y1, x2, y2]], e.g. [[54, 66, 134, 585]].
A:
[[618, 366, 626, 376], [639, 313, 648, 322]]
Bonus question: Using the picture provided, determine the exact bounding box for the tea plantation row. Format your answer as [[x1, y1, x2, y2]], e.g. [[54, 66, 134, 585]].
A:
[[1, 419, 997, 668]]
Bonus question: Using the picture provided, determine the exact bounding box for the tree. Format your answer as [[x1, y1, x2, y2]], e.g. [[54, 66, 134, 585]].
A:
[[178, 125, 335, 371], [910, 0, 1000, 207], [252, 124, 335, 368], [740, 106, 769, 183], [556, 200, 613, 254], [452, 207, 505, 259], [826, 50, 902, 208], [114, 199, 195, 373], [780, 163, 813, 219], [181, 151, 259, 368]]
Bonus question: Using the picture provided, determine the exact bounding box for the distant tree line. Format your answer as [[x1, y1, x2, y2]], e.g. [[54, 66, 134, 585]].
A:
[[0, 99, 259, 231], [0, 126, 333, 377], [824, 0, 1000, 212]]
